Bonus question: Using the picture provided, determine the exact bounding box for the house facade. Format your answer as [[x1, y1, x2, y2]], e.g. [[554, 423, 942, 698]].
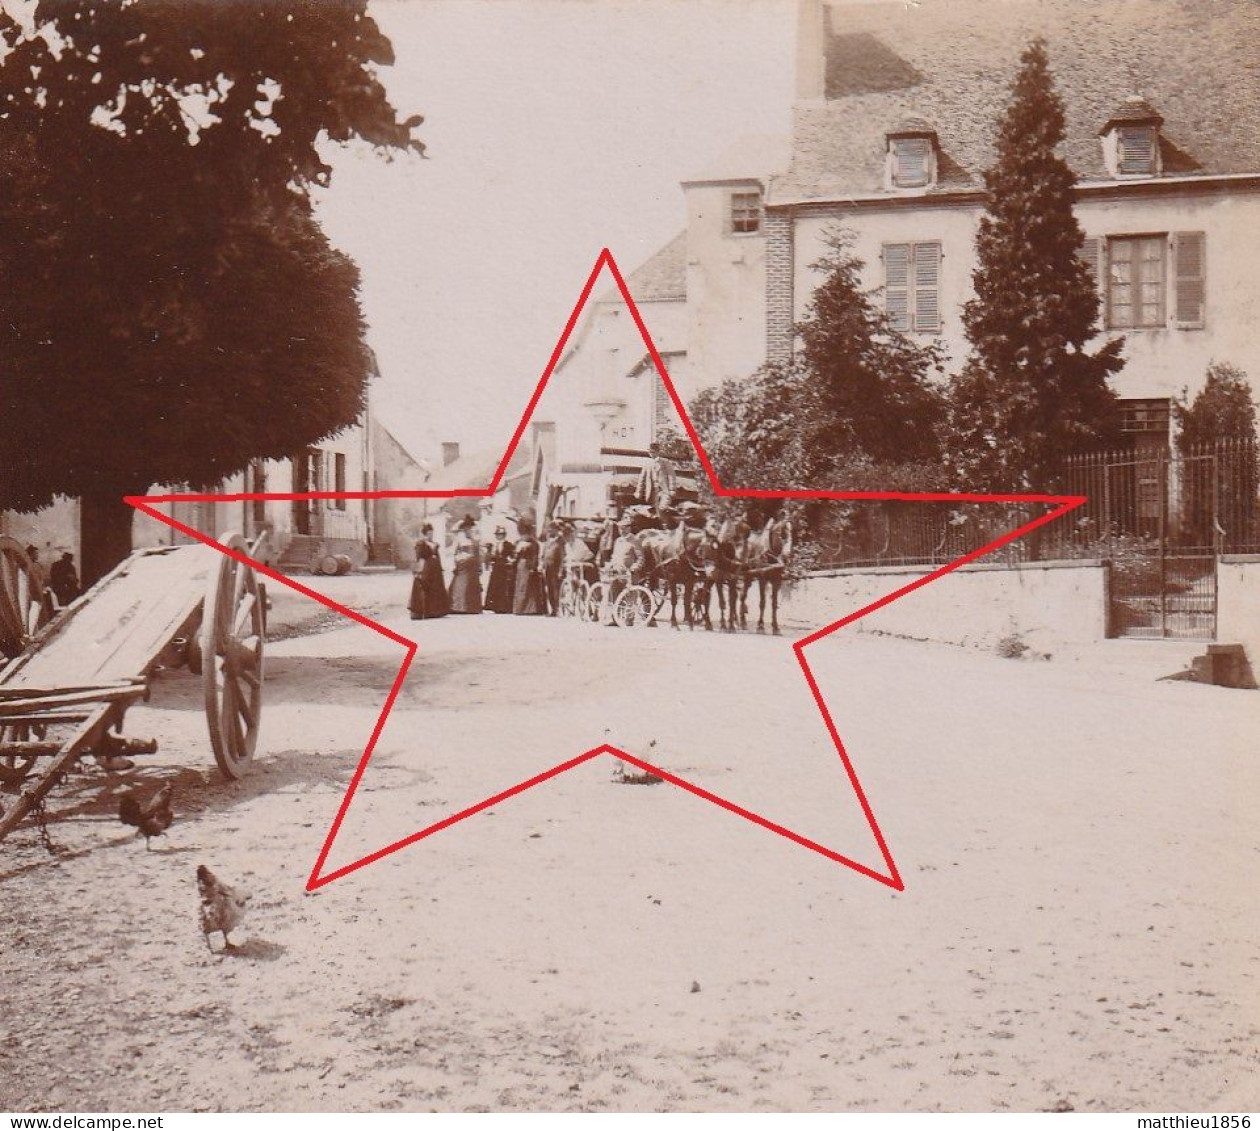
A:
[[533, 234, 695, 524], [0, 400, 428, 573], [684, 0, 1260, 453]]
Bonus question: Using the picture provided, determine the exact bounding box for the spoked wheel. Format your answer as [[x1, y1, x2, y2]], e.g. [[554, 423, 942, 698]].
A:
[[202, 533, 265, 780], [0, 723, 44, 786], [586, 581, 608, 623], [614, 585, 656, 628], [0, 537, 52, 660]]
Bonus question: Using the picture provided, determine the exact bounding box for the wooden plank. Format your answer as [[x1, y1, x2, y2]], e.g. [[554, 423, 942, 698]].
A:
[[0, 684, 146, 717]]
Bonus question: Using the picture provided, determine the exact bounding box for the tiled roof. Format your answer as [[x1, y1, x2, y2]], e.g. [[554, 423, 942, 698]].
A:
[[773, 0, 1260, 204], [623, 230, 688, 302], [423, 443, 532, 494], [599, 231, 688, 306], [1100, 95, 1163, 132]]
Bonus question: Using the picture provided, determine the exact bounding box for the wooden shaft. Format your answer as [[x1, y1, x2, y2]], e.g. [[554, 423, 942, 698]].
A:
[[0, 704, 114, 842]]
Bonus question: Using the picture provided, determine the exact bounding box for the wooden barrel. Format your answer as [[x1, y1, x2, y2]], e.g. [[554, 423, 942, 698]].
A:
[[316, 554, 341, 576]]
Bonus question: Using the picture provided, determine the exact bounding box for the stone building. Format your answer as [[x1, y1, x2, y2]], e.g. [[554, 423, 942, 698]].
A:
[[741, 0, 1260, 449]]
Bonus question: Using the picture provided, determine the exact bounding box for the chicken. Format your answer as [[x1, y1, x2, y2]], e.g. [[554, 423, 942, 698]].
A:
[[196, 865, 250, 952], [118, 782, 174, 848]]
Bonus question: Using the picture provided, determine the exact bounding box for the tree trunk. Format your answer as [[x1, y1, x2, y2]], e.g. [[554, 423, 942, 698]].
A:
[[80, 490, 136, 588]]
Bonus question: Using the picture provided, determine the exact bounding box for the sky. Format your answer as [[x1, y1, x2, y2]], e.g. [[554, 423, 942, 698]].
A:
[[313, 0, 798, 466]]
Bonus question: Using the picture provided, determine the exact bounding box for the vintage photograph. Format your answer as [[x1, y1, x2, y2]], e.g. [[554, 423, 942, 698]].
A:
[[1, 0, 1258, 1117]]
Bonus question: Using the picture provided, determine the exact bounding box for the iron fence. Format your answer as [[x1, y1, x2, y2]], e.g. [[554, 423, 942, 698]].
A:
[[810, 439, 1260, 570]]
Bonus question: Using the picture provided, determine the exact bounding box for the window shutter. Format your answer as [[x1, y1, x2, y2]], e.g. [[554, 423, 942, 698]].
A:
[[912, 242, 942, 332], [1118, 127, 1156, 176], [1078, 236, 1102, 296], [1171, 231, 1206, 329], [893, 138, 930, 188], [884, 243, 911, 330]]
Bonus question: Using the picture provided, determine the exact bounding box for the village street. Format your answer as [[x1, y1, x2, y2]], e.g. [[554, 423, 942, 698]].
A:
[[1, 570, 1258, 1113]]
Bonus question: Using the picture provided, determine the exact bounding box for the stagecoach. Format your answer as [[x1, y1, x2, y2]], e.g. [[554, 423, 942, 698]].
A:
[[0, 534, 266, 844], [551, 502, 791, 632]]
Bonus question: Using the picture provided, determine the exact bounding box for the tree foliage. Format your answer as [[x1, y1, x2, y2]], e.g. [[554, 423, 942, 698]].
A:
[[1174, 362, 1258, 450], [690, 232, 946, 500], [945, 38, 1122, 491], [0, 0, 422, 574]]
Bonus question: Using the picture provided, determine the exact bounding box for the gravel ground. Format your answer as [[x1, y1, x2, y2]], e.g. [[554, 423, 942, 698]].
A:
[[2, 571, 1257, 1113]]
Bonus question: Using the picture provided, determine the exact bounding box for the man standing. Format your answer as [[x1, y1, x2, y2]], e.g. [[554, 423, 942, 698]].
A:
[[636, 442, 677, 512], [541, 521, 565, 616], [49, 551, 80, 607]]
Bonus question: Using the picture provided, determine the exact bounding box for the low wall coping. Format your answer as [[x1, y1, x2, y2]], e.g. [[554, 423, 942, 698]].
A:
[[804, 558, 1106, 581], [1219, 554, 1260, 565]]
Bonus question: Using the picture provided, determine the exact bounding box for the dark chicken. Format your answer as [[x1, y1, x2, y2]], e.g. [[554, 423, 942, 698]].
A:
[[117, 782, 174, 848]]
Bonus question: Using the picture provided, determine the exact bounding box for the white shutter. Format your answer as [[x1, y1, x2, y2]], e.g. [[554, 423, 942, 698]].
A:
[[1171, 231, 1206, 329], [1119, 127, 1156, 176], [912, 242, 942, 332], [893, 138, 931, 187], [884, 243, 910, 331]]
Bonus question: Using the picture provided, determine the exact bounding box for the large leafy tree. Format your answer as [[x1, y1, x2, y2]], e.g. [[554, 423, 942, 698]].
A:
[[0, 0, 423, 580], [945, 38, 1122, 491]]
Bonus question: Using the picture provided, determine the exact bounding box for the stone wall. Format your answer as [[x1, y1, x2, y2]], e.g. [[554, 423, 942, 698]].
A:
[[781, 559, 1109, 650]]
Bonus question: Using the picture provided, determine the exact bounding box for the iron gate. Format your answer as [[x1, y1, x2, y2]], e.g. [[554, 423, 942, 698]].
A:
[[1063, 443, 1260, 640]]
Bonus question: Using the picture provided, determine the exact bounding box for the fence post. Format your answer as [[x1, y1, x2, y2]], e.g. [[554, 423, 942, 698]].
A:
[[1157, 450, 1168, 638]]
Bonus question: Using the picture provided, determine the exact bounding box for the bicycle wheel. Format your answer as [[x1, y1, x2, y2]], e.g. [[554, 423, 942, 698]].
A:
[[614, 585, 656, 628], [586, 581, 607, 623]]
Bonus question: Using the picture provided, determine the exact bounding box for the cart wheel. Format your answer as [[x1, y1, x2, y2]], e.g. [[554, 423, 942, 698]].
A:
[[0, 723, 43, 786], [614, 585, 656, 628], [202, 534, 265, 780], [0, 537, 53, 660]]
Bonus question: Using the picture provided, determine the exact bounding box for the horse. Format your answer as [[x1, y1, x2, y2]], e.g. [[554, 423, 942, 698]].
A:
[[742, 513, 793, 634], [637, 516, 704, 629], [693, 522, 742, 631]]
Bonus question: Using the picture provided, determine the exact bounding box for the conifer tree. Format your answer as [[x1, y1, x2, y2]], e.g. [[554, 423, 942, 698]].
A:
[[946, 39, 1123, 491]]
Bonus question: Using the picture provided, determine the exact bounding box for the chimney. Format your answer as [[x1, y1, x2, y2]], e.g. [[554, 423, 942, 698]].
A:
[[531, 421, 557, 466], [795, 0, 826, 102], [441, 441, 460, 467]]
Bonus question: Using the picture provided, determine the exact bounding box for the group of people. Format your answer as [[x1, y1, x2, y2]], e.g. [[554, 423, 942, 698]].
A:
[[406, 499, 793, 633], [24, 545, 81, 608], [406, 510, 654, 622], [408, 514, 548, 620]]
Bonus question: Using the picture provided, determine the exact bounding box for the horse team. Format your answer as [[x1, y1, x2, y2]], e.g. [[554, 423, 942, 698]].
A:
[[612, 506, 794, 634]]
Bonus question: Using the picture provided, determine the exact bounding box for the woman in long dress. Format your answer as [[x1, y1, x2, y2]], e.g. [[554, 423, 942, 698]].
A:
[[483, 525, 516, 613], [447, 516, 483, 614], [409, 523, 449, 620], [511, 520, 545, 615]]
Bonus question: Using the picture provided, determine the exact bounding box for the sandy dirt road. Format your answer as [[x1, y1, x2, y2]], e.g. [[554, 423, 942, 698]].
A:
[[2, 571, 1258, 1112]]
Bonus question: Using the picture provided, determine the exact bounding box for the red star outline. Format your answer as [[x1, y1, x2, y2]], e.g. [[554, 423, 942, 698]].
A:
[[127, 249, 1085, 893]]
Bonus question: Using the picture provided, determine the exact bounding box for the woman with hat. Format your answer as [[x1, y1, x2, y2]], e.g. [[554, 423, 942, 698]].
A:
[[484, 523, 516, 613], [510, 518, 546, 615], [409, 523, 450, 620], [447, 515, 483, 614]]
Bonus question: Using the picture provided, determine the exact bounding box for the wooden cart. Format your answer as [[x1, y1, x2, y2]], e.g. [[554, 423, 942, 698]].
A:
[[0, 533, 266, 844]]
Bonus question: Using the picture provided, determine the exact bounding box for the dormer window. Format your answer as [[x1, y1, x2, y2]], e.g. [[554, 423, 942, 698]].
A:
[[1100, 97, 1163, 178], [886, 119, 938, 190]]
